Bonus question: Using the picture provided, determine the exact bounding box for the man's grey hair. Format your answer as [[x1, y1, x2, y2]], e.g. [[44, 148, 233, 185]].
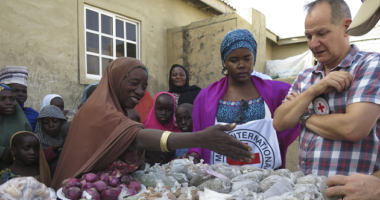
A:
[[305, 0, 351, 25]]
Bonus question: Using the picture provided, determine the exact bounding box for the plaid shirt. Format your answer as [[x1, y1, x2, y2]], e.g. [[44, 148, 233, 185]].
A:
[[290, 45, 380, 177]]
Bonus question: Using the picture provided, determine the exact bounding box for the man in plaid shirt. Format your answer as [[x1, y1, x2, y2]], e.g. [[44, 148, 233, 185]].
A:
[[273, 0, 380, 177]]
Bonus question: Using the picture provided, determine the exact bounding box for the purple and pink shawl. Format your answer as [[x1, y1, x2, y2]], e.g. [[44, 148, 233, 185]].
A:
[[188, 76, 300, 168]]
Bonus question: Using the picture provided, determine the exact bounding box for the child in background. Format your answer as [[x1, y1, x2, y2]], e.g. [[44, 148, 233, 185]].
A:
[[143, 92, 180, 166], [34, 105, 67, 177], [175, 103, 194, 158], [0, 131, 51, 186], [40, 94, 65, 113], [0, 84, 33, 171]]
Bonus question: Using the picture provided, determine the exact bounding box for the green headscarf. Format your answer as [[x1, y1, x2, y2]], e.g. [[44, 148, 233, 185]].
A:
[[0, 85, 32, 170]]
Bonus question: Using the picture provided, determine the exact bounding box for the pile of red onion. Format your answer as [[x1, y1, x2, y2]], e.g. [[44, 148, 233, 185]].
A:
[[62, 169, 142, 200]]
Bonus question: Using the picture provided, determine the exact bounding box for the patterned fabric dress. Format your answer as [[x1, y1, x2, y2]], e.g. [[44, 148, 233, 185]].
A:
[[216, 97, 265, 124], [0, 168, 40, 182]]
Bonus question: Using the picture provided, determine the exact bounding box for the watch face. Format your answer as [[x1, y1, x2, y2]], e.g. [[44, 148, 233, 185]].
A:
[[313, 97, 329, 115]]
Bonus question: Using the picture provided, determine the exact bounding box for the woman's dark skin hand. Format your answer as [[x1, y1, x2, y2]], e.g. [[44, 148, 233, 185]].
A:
[[132, 124, 254, 162], [0, 148, 13, 164], [198, 123, 255, 162]]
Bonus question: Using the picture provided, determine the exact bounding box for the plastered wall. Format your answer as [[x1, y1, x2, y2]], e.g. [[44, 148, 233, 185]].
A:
[[167, 8, 267, 89], [271, 42, 309, 60], [0, 0, 213, 110]]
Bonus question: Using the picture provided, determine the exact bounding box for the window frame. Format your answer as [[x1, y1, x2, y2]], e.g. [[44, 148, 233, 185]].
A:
[[83, 5, 140, 80]]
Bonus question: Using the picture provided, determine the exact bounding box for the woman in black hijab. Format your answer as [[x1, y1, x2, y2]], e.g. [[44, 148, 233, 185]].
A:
[[169, 64, 201, 107]]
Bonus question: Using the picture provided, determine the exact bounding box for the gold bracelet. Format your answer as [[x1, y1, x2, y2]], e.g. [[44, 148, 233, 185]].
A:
[[160, 131, 172, 152]]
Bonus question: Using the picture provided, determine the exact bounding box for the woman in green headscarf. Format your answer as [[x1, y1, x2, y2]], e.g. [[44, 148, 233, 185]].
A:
[[0, 84, 32, 170]]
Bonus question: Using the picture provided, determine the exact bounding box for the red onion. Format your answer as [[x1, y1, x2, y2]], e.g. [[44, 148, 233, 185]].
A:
[[82, 182, 94, 190], [128, 180, 141, 192], [64, 187, 82, 200], [120, 174, 132, 185], [118, 183, 128, 188], [85, 173, 99, 183], [97, 171, 106, 177], [115, 186, 123, 193], [93, 180, 108, 192], [100, 173, 109, 181], [63, 178, 80, 188], [108, 176, 119, 187], [127, 188, 136, 196], [101, 188, 121, 200], [62, 186, 69, 194], [81, 174, 87, 180], [80, 179, 86, 188], [83, 188, 100, 200], [112, 169, 122, 178]]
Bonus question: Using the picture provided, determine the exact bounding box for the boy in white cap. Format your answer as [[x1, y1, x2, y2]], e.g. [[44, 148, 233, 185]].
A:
[[324, 1, 380, 200], [0, 66, 39, 131]]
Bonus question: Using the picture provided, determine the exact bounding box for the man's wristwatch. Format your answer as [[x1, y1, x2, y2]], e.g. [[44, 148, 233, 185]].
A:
[[300, 111, 313, 127]]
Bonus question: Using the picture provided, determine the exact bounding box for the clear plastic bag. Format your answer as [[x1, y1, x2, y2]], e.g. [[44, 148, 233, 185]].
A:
[[140, 173, 161, 188], [0, 177, 56, 200], [169, 160, 188, 174], [198, 188, 232, 200], [131, 170, 145, 182], [263, 177, 293, 199], [231, 171, 264, 183], [239, 165, 263, 174], [168, 173, 189, 184], [197, 178, 232, 194], [264, 192, 298, 200], [293, 183, 322, 200], [259, 175, 284, 192], [231, 180, 261, 193], [188, 166, 212, 187], [162, 176, 179, 188], [215, 166, 242, 180], [272, 169, 296, 183], [292, 171, 305, 180], [296, 174, 319, 185], [209, 163, 230, 171], [262, 168, 274, 178]]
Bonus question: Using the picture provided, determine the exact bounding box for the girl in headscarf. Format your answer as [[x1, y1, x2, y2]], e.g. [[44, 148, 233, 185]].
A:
[[143, 92, 180, 132], [51, 57, 255, 190], [169, 64, 201, 107], [40, 94, 65, 113], [143, 92, 180, 165], [0, 131, 51, 187], [0, 84, 32, 171], [34, 105, 67, 177], [188, 29, 300, 168]]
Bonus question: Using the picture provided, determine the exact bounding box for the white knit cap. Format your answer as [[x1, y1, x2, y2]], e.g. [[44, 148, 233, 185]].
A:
[[0, 66, 29, 87]]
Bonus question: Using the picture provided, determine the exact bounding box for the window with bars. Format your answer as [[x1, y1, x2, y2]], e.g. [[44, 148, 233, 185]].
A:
[[84, 6, 140, 79]]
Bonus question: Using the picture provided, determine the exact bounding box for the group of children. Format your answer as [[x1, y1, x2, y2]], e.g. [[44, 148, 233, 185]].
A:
[[0, 84, 195, 186], [142, 92, 194, 166]]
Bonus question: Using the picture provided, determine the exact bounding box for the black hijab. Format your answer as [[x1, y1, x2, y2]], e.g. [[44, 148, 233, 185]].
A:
[[168, 64, 201, 105]]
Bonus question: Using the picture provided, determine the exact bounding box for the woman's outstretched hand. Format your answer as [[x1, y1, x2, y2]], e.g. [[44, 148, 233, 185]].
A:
[[199, 123, 255, 162]]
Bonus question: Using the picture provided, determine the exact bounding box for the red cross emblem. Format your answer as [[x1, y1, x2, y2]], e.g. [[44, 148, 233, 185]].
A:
[[317, 103, 325, 113], [313, 97, 329, 115]]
